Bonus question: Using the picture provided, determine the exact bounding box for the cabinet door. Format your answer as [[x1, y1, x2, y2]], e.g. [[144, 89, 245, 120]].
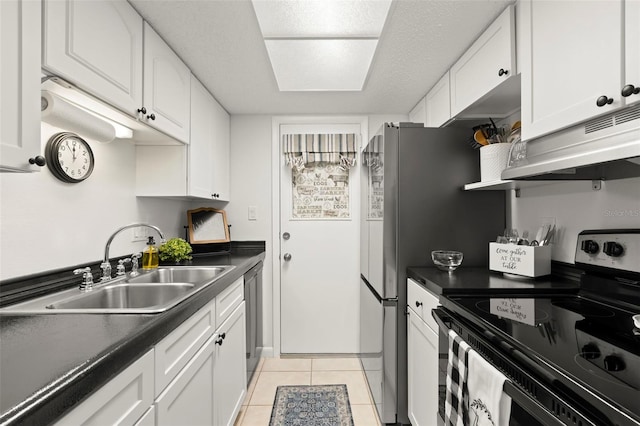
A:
[[214, 302, 247, 426], [1, 0, 42, 172], [520, 0, 623, 141], [450, 6, 515, 116], [42, 0, 143, 117], [210, 96, 230, 201], [143, 23, 190, 144], [409, 97, 427, 126], [425, 72, 451, 127], [154, 301, 215, 395], [624, 0, 640, 106], [156, 337, 216, 426], [189, 76, 215, 198], [56, 350, 155, 426], [407, 309, 439, 426]]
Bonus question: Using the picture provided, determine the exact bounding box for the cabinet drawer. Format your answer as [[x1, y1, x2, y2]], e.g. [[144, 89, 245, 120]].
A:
[[216, 277, 244, 329], [55, 349, 154, 426], [407, 278, 439, 332], [155, 301, 215, 395]]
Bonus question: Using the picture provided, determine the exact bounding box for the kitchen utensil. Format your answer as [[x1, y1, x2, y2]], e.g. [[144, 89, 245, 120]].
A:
[[431, 250, 463, 272], [634, 314, 640, 329], [473, 130, 489, 146], [542, 224, 556, 246], [534, 224, 549, 246]]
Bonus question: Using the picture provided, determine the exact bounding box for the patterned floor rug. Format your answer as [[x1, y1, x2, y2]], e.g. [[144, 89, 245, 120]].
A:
[[269, 384, 355, 426]]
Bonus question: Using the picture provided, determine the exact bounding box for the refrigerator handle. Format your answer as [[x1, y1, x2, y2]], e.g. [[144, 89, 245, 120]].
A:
[[382, 297, 397, 306]]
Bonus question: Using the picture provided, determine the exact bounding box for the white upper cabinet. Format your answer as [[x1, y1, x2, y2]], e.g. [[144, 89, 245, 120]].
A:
[[189, 75, 230, 201], [1, 0, 43, 172], [42, 0, 143, 118], [624, 1, 640, 107], [209, 91, 230, 201], [450, 5, 516, 117], [409, 97, 427, 126], [189, 77, 216, 199], [136, 76, 230, 201], [520, 0, 634, 141], [142, 23, 191, 143], [425, 72, 451, 127]]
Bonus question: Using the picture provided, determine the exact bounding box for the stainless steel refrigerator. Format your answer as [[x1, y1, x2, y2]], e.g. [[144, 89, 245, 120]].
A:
[[359, 122, 505, 425]]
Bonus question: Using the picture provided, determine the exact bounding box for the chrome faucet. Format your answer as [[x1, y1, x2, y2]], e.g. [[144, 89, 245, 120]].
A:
[[101, 224, 165, 282]]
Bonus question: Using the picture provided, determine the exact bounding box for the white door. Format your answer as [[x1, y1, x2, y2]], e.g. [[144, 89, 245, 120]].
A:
[[279, 121, 363, 354]]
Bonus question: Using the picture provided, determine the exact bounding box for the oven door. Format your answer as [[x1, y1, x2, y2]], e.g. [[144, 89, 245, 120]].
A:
[[432, 308, 577, 426]]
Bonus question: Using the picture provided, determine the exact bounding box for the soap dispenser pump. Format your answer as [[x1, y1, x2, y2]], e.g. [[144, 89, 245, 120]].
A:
[[142, 236, 159, 270]]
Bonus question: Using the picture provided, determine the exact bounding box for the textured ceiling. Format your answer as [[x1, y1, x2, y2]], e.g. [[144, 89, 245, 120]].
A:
[[128, 0, 513, 115]]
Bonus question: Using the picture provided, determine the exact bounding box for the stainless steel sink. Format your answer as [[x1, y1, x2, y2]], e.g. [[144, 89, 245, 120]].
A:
[[126, 266, 229, 284], [0, 265, 235, 314], [47, 283, 195, 310]]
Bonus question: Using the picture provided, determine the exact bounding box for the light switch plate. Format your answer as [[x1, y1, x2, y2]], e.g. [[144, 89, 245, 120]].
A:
[[248, 206, 257, 221], [132, 226, 149, 242]]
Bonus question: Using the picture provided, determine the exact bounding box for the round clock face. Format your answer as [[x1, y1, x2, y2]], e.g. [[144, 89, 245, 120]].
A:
[[45, 132, 95, 183]]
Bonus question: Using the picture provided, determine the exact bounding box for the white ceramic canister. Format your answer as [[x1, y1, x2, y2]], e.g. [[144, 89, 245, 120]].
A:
[[479, 143, 511, 182]]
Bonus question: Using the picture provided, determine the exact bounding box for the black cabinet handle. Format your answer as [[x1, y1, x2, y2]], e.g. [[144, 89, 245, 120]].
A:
[[147, 113, 156, 121], [415, 301, 423, 308], [596, 95, 614, 107], [498, 68, 509, 77], [137, 107, 147, 114], [220, 332, 226, 340], [28, 156, 46, 167], [215, 337, 224, 346], [621, 84, 640, 97]]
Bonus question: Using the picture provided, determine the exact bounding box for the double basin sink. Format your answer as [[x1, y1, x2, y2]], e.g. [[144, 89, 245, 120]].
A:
[[0, 266, 235, 314]]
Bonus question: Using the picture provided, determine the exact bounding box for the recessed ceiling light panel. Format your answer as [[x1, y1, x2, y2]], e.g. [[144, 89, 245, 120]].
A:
[[252, 0, 392, 38], [265, 39, 378, 91]]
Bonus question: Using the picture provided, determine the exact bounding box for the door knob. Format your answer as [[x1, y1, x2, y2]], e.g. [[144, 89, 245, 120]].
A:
[[283, 253, 292, 261], [283, 232, 290, 240]]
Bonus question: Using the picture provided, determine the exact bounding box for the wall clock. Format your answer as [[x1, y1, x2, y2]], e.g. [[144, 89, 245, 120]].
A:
[[45, 132, 95, 183]]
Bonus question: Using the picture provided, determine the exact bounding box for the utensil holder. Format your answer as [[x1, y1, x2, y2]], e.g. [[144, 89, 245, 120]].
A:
[[480, 143, 511, 182], [489, 243, 551, 277]]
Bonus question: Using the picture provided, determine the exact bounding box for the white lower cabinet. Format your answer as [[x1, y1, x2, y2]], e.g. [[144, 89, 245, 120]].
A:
[[214, 302, 247, 426], [134, 407, 155, 426], [406, 278, 440, 426], [156, 335, 217, 425], [55, 278, 247, 426], [55, 350, 155, 426]]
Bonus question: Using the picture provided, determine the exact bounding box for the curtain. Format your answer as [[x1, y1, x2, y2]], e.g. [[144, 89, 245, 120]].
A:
[[283, 133, 358, 170]]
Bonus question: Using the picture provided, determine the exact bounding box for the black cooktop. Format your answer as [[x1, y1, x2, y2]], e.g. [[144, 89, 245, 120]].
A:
[[442, 294, 640, 424]]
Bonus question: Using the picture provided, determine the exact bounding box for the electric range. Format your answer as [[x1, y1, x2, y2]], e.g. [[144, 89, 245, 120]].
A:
[[436, 229, 640, 426]]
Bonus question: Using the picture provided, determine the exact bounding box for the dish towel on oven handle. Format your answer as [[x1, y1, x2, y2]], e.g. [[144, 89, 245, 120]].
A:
[[445, 329, 470, 426], [467, 349, 512, 426]]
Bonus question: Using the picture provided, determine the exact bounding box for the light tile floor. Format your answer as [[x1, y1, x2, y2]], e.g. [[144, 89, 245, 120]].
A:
[[235, 357, 382, 426]]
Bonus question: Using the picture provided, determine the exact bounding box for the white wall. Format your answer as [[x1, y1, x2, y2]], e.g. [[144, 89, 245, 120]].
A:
[[510, 177, 640, 263], [0, 122, 190, 280], [226, 115, 274, 352]]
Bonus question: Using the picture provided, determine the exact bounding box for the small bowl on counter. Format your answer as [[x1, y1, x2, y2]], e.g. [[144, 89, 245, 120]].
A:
[[431, 250, 463, 273]]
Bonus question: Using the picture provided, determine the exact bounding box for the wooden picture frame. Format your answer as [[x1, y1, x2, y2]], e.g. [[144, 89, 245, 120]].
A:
[[187, 208, 230, 244]]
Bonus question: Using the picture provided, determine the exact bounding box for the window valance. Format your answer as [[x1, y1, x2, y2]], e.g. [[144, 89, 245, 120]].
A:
[[283, 133, 358, 170]]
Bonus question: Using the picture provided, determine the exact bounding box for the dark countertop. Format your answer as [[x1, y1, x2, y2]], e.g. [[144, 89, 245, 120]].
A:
[[0, 250, 265, 425], [407, 265, 581, 297]]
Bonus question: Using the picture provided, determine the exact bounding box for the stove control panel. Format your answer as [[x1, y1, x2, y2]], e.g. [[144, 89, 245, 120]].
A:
[[575, 230, 640, 274]]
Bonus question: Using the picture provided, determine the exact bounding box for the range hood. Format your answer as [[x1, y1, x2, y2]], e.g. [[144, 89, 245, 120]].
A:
[[502, 103, 640, 181]]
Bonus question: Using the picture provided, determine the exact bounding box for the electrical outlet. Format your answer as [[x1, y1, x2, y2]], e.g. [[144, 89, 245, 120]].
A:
[[131, 226, 149, 242], [248, 206, 257, 221]]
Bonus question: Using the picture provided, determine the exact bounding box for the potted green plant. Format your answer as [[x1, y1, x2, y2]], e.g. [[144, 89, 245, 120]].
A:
[[158, 237, 193, 264]]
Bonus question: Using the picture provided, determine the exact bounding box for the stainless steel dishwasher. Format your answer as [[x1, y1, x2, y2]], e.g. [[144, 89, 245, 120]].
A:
[[244, 261, 262, 384]]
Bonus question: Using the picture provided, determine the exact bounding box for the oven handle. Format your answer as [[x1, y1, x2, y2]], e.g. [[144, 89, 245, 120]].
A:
[[432, 308, 570, 426]]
